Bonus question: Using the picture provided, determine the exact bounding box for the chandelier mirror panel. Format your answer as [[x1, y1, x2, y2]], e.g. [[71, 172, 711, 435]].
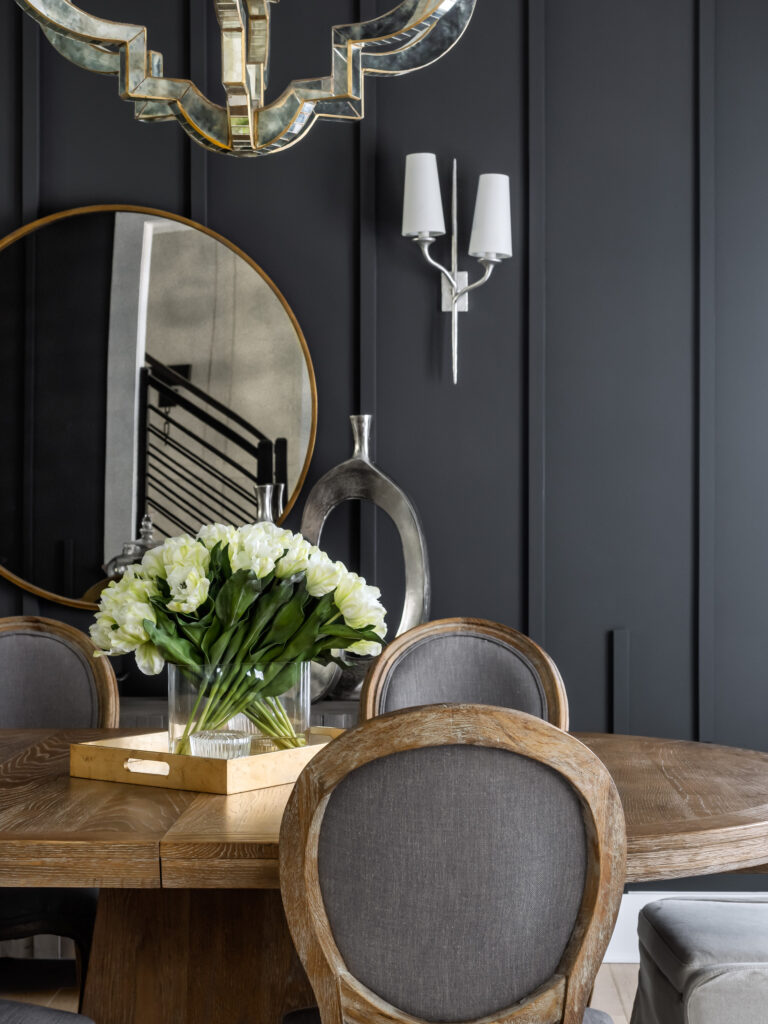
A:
[[0, 205, 316, 605], [14, 0, 477, 155]]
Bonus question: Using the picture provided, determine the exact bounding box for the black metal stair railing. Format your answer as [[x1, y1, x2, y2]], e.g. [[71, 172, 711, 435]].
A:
[[137, 355, 288, 538]]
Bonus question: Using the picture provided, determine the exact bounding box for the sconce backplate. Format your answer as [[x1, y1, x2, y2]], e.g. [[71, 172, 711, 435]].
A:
[[17, 0, 477, 156]]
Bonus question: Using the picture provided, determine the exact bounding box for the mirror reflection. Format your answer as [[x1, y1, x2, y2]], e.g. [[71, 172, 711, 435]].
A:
[[0, 207, 316, 602]]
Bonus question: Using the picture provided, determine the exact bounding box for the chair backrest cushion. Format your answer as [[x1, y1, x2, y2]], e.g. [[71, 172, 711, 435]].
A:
[[378, 631, 548, 718], [0, 630, 100, 727], [317, 743, 587, 1022]]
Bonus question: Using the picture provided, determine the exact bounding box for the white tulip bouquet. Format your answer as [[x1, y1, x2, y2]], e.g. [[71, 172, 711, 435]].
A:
[[90, 522, 387, 752]]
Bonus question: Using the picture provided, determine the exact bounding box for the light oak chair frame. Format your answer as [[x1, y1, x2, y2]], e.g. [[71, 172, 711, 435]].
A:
[[360, 617, 569, 730], [280, 703, 626, 1024], [0, 616, 119, 727]]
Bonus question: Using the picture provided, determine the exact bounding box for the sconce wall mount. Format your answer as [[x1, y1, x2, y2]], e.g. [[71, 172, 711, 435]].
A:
[[15, 0, 477, 156], [402, 153, 512, 384]]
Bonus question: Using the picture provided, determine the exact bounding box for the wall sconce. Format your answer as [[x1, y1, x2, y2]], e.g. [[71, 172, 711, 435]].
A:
[[402, 153, 512, 384]]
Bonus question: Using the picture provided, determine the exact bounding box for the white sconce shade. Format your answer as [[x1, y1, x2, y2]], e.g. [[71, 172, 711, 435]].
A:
[[402, 153, 446, 237], [468, 173, 513, 259]]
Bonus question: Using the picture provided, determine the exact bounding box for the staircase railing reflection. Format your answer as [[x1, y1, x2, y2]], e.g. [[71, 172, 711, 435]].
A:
[[138, 355, 287, 537]]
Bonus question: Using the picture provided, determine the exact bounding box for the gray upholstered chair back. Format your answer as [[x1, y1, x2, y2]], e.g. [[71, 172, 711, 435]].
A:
[[0, 617, 118, 728], [281, 705, 626, 1024], [361, 618, 568, 729], [318, 744, 586, 1022]]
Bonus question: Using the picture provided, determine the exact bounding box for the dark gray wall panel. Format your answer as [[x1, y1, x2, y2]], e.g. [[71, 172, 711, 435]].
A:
[[0, 0, 766, 756], [713, 0, 768, 752], [542, 0, 696, 733], [373, 0, 527, 627], [0, 4, 20, 235], [203, 0, 359, 570], [37, 1, 189, 214]]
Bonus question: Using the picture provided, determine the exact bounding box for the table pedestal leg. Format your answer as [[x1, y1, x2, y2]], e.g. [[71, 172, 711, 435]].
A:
[[82, 889, 315, 1024]]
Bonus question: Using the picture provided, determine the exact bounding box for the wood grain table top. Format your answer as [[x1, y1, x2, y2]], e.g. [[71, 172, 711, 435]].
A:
[[2, 728, 768, 888]]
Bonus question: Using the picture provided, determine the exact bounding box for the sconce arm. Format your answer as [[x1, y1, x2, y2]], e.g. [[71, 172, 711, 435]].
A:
[[454, 258, 497, 304], [416, 237, 458, 292]]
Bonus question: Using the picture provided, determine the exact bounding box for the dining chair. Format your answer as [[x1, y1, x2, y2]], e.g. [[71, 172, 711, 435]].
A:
[[0, 616, 120, 1006], [0, 999, 94, 1022], [359, 617, 569, 729], [631, 897, 768, 1023], [280, 703, 626, 1024]]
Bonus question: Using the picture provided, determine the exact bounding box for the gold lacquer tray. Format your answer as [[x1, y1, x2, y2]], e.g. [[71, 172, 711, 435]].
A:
[[69, 727, 342, 795]]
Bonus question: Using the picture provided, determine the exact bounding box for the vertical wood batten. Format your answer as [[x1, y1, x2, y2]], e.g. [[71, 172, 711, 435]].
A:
[[526, 0, 547, 643], [20, 19, 40, 600], [358, 0, 379, 583], [21, 20, 40, 225], [696, 0, 716, 742], [188, 0, 209, 226], [611, 628, 631, 735]]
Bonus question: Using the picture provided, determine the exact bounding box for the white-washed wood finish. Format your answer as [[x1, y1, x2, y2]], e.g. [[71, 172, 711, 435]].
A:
[[5, 728, 768, 890], [360, 618, 569, 729], [0, 616, 119, 727], [578, 732, 768, 882], [4, 726, 768, 1023], [279, 704, 626, 1024]]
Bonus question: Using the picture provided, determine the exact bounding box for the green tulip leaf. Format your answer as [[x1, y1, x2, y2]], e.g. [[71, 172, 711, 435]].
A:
[[320, 623, 384, 642], [143, 620, 199, 670], [214, 569, 263, 630]]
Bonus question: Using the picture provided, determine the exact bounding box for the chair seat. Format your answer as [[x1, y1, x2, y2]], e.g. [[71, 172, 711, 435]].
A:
[[284, 1006, 613, 1023], [632, 898, 768, 1024], [0, 999, 94, 1023], [638, 898, 768, 993]]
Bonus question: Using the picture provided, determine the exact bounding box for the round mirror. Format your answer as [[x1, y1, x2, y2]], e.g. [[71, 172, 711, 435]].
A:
[[0, 205, 317, 606]]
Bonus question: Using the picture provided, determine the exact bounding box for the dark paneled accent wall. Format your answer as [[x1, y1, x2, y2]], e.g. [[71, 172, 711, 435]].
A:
[[1, 0, 767, 752]]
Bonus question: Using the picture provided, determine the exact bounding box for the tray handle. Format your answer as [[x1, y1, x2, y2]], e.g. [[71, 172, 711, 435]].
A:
[[123, 757, 171, 776]]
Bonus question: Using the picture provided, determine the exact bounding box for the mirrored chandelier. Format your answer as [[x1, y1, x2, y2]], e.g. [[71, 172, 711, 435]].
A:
[[15, 0, 477, 156]]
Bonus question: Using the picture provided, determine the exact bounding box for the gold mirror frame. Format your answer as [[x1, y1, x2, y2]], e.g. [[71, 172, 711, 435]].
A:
[[0, 204, 318, 610]]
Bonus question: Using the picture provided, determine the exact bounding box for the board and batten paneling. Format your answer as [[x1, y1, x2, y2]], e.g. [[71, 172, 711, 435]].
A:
[[539, 0, 697, 736], [712, 0, 768, 753], [0, 0, 766, 760]]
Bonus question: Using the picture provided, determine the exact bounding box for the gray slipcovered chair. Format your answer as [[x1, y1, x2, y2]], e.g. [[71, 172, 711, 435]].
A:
[[0, 616, 119, 1006], [360, 617, 569, 728], [280, 703, 625, 1024], [0, 1000, 93, 1023], [631, 898, 768, 1024]]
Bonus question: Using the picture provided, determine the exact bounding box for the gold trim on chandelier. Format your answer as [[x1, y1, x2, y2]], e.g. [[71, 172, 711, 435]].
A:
[[16, 0, 477, 156]]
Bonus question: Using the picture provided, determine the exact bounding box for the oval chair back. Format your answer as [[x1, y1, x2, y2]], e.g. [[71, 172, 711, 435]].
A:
[[0, 616, 118, 728], [361, 617, 568, 729], [280, 704, 625, 1024]]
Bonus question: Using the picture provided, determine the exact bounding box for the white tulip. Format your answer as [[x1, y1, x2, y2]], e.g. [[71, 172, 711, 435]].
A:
[[230, 522, 287, 577], [167, 567, 210, 614], [135, 642, 165, 675], [348, 638, 384, 657], [275, 534, 313, 578], [196, 523, 238, 553], [305, 550, 347, 597], [91, 570, 159, 654], [161, 535, 210, 578], [140, 545, 166, 580], [333, 572, 387, 634]]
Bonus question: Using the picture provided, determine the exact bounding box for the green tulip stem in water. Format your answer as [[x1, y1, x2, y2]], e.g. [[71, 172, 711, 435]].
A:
[[245, 696, 306, 750], [174, 669, 215, 754]]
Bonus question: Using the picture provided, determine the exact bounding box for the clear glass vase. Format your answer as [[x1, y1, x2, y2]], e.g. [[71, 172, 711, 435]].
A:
[[168, 662, 310, 756]]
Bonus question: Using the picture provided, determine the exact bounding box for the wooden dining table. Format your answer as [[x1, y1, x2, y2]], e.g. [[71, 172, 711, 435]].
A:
[[2, 727, 768, 1024]]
